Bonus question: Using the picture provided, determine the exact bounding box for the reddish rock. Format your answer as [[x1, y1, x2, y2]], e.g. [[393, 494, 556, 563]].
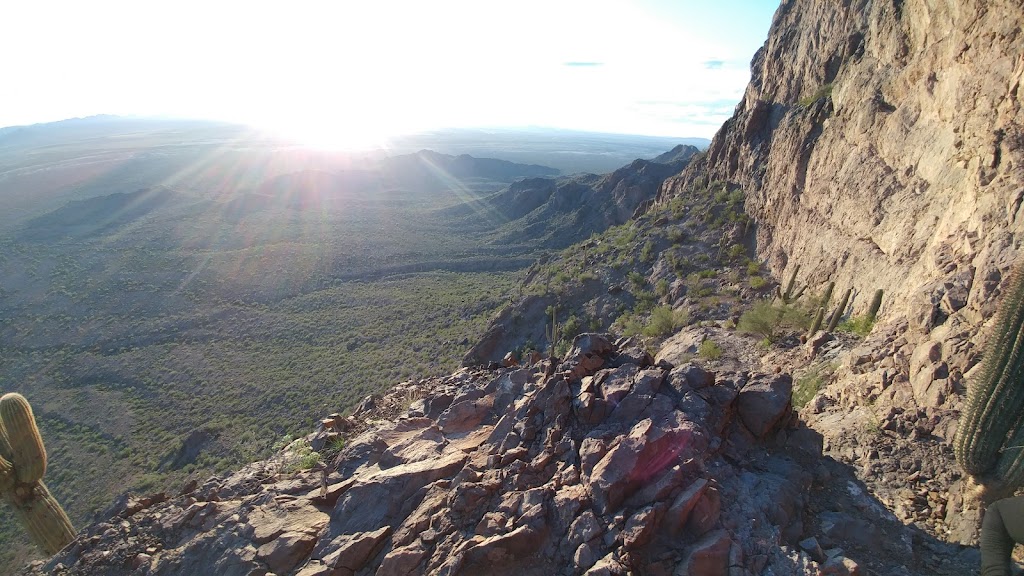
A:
[[322, 526, 392, 574], [622, 505, 662, 550], [462, 524, 548, 567], [664, 478, 709, 534], [257, 531, 318, 575], [438, 396, 494, 434], [588, 413, 707, 513], [685, 486, 721, 536], [675, 530, 731, 576], [375, 542, 429, 575]]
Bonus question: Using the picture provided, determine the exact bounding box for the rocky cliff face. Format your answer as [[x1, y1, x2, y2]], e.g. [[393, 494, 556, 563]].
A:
[[661, 0, 1023, 544], [666, 0, 1023, 329]]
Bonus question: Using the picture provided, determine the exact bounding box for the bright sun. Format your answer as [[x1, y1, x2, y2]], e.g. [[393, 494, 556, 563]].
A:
[[250, 113, 406, 152]]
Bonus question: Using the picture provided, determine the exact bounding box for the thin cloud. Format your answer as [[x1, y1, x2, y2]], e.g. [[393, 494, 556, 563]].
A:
[[563, 61, 604, 67], [703, 60, 725, 69]]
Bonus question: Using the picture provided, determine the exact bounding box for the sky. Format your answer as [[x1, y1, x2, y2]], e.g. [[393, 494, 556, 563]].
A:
[[1, 0, 779, 146]]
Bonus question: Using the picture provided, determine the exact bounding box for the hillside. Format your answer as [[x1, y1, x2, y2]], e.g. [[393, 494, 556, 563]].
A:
[[0, 125, 699, 572]]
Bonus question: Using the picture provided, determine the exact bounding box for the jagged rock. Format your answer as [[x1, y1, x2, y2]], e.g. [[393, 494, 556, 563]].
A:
[[668, 363, 715, 392], [820, 555, 861, 575], [675, 530, 732, 576], [664, 478, 709, 534], [736, 373, 793, 438], [321, 452, 467, 540], [585, 553, 626, 576], [685, 485, 721, 536], [567, 510, 604, 550], [320, 526, 392, 574], [256, 531, 318, 574], [33, 325, 983, 576], [621, 505, 662, 550], [654, 327, 708, 366], [587, 413, 707, 514]]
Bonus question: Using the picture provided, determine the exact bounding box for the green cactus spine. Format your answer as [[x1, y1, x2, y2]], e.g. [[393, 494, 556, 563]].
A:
[[954, 264, 1024, 479], [807, 307, 825, 337], [826, 288, 852, 332], [0, 455, 13, 493], [866, 289, 883, 324], [8, 481, 77, 555], [1, 393, 47, 483], [0, 393, 76, 555]]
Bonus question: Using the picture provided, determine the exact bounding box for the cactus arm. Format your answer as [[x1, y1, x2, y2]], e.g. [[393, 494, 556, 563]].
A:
[[0, 393, 47, 483], [9, 481, 76, 555], [791, 285, 807, 302], [0, 455, 13, 493], [954, 265, 1024, 477], [826, 288, 852, 332]]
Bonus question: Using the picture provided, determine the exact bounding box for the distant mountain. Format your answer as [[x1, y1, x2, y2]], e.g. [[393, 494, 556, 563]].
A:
[[381, 149, 559, 182], [445, 145, 699, 248], [650, 144, 700, 165], [388, 129, 710, 174], [18, 186, 183, 241]]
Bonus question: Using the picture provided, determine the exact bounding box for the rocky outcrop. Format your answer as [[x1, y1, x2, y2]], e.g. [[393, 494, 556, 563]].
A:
[[664, 0, 1023, 329], [660, 0, 1023, 545], [31, 334, 971, 576]]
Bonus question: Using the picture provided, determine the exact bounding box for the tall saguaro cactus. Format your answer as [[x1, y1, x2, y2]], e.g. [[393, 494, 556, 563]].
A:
[[0, 393, 76, 555], [954, 263, 1024, 489]]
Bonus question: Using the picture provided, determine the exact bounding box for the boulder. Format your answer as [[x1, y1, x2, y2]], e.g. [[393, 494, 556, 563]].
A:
[[736, 373, 793, 438]]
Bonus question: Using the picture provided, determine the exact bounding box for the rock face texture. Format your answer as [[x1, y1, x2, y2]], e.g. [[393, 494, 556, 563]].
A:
[[665, 0, 1023, 329]]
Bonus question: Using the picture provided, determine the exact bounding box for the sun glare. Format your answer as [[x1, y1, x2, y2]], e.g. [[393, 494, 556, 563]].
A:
[[249, 114, 404, 152]]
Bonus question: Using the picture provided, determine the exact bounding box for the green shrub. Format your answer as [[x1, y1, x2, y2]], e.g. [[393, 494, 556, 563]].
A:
[[749, 276, 767, 289], [746, 261, 761, 276], [640, 241, 656, 263], [838, 315, 874, 336], [614, 313, 644, 338], [642, 305, 688, 338], [793, 363, 834, 408], [633, 290, 656, 314], [562, 314, 582, 340], [698, 339, 723, 360], [798, 83, 834, 108], [655, 279, 670, 298], [627, 271, 646, 288], [737, 300, 802, 343]]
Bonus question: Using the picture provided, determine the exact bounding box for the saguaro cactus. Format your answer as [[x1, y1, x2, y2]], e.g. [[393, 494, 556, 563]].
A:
[[0, 393, 76, 555], [954, 264, 1024, 488], [775, 265, 807, 304], [819, 281, 835, 311], [826, 288, 852, 332], [866, 289, 883, 324], [807, 307, 825, 337]]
